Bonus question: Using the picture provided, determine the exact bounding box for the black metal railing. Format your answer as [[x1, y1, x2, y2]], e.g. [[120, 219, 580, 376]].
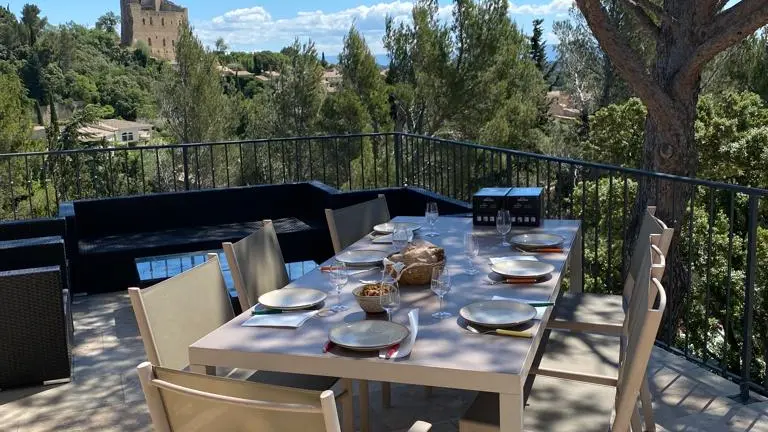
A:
[[2, 132, 767, 400]]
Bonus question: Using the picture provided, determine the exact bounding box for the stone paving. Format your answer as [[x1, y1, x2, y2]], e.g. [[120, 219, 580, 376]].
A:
[[2, 292, 768, 431]]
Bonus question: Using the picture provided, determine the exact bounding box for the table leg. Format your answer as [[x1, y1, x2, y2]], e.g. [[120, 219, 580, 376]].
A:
[[570, 226, 583, 293], [359, 380, 370, 432], [499, 392, 524, 432], [189, 364, 215, 375]]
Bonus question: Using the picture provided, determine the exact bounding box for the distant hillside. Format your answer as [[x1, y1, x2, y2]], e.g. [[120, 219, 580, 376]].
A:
[[327, 47, 557, 68]]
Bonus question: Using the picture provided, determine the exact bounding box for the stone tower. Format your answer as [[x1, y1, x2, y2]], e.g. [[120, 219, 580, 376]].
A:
[[120, 0, 188, 61]]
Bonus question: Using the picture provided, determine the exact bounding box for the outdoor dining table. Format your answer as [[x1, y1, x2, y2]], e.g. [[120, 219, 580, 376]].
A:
[[188, 216, 582, 432]]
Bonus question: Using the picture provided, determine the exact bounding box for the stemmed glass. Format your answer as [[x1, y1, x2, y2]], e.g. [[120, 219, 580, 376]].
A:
[[464, 232, 480, 275], [430, 266, 452, 319], [496, 209, 512, 247], [392, 223, 409, 251], [329, 261, 349, 312], [425, 202, 439, 237], [379, 282, 401, 322]]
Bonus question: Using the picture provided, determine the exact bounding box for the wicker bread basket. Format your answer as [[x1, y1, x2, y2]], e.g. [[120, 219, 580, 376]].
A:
[[386, 241, 445, 285]]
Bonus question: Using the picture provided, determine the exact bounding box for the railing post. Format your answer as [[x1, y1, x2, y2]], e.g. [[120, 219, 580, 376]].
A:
[[394, 133, 402, 187], [182, 145, 191, 191], [506, 153, 513, 185], [741, 194, 759, 402]]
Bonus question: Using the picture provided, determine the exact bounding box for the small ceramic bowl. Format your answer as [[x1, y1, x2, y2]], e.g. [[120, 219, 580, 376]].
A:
[[352, 283, 394, 313]]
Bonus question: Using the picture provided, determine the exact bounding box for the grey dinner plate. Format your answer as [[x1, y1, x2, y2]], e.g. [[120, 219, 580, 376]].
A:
[[257, 288, 327, 311], [336, 249, 390, 266], [510, 233, 565, 249], [490, 260, 555, 279], [459, 300, 537, 328], [329, 321, 410, 351], [373, 222, 422, 234]]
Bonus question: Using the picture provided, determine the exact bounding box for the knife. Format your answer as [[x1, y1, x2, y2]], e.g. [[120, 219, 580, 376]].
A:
[[466, 324, 533, 338], [386, 344, 400, 359], [252, 309, 282, 315]]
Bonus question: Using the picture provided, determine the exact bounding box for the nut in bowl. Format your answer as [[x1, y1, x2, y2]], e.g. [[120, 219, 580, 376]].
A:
[[353, 283, 395, 313]]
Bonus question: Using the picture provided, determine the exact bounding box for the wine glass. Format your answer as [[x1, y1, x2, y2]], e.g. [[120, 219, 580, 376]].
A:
[[430, 266, 452, 319], [392, 223, 409, 251], [379, 283, 400, 321], [425, 202, 439, 237], [329, 261, 349, 312], [496, 209, 512, 247], [464, 232, 480, 275]]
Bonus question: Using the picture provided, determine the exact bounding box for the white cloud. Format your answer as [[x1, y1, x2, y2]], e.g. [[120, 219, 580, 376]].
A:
[[509, 0, 572, 15], [195, 1, 572, 54]]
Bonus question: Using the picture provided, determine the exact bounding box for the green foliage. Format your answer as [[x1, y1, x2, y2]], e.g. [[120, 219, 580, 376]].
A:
[[0, 63, 32, 153], [95, 12, 119, 34], [696, 91, 768, 187], [338, 26, 390, 132], [268, 40, 324, 136], [21, 3, 46, 46], [583, 98, 646, 167], [319, 90, 372, 134], [529, 18, 547, 73], [384, 0, 546, 148]]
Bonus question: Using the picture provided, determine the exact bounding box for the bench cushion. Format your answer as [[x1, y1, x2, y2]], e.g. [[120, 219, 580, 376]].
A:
[[78, 218, 318, 256]]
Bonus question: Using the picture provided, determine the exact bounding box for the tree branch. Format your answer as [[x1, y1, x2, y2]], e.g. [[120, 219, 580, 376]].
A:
[[575, 0, 676, 122], [620, 0, 660, 40], [678, 0, 768, 90]]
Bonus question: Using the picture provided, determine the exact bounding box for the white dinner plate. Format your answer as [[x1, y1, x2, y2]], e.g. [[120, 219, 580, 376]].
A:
[[510, 233, 565, 249], [335, 249, 390, 266], [329, 321, 410, 351], [257, 288, 327, 311], [460, 300, 537, 328], [490, 260, 555, 279], [373, 222, 422, 234]]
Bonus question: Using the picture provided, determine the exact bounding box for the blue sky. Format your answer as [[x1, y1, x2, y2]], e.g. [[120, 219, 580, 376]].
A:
[[4, 0, 571, 54]]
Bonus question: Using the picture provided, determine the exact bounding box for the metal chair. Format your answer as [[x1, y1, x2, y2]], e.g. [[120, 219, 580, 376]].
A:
[[128, 254, 354, 430], [138, 362, 433, 432]]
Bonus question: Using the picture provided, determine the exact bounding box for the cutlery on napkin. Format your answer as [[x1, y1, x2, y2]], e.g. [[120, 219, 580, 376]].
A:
[[379, 308, 419, 360], [242, 310, 319, 328], [515, 247, 563, 254], [486, 278, 540, 285], [323, 340, 335, 353], [465, 324, 533, 338], [252, 308, 282, 315]]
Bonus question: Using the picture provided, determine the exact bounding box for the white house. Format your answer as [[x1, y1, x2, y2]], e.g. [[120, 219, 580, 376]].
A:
[[80, 119, 153, 144]]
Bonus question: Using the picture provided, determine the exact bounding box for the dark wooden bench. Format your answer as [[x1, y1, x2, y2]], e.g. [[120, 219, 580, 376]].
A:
[[60, 182, 336, 294]]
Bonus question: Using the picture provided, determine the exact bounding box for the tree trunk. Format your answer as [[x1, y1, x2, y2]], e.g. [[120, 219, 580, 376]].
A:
[[626, 2, 701, 342]]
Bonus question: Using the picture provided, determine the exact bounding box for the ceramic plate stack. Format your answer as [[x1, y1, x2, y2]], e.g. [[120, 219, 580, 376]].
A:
[[459, 300, 537, 328], [509, 233, 564, 251], [257, 288, 327, 311], [329, 321, 410, 351]]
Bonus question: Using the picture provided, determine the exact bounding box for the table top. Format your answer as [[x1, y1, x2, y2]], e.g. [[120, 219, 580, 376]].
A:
[[189, 217, 580, 394]]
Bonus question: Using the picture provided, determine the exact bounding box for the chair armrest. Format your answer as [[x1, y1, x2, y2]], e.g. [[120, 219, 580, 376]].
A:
[[407, 421, 432, 432]]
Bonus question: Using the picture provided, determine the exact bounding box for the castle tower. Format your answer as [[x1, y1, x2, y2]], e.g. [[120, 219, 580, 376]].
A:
[[119, 0, 188, 61]]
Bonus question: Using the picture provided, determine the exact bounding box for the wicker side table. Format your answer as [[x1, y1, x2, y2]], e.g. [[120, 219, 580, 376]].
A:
[[0, 266, 72, 389]]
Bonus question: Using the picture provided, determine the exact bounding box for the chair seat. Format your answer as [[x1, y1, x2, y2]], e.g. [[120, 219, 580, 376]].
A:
[[247, 370, 340, 392], [549, 292, 624, 333], [459, 376, 615, 432], [539, 330, 620, 378]]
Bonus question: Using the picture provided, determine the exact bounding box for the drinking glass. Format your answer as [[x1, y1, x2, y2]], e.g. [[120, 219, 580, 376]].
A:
[[392, 223, 409, 251], [379, 283, 401, 321], [425, 202, 439, 237], [464, 232, 480, 275], [329, 261, 349, 312], [496, 209, 512, 247], [430, 266, 452, 319]]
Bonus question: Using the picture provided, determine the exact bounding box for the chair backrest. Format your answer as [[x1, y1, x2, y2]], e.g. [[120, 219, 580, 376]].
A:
[[325, 194, 390, 253], [137, 362, 340, 432], [623, 207, 674, 302], [612, 242, 667, 432], [128, 254, 234, 370], [223, 220, 290, 312]]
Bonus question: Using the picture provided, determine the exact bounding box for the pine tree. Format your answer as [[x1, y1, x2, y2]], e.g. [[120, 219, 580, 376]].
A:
[[157, 23, 230, 143], [530, 19, 547, 73]]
